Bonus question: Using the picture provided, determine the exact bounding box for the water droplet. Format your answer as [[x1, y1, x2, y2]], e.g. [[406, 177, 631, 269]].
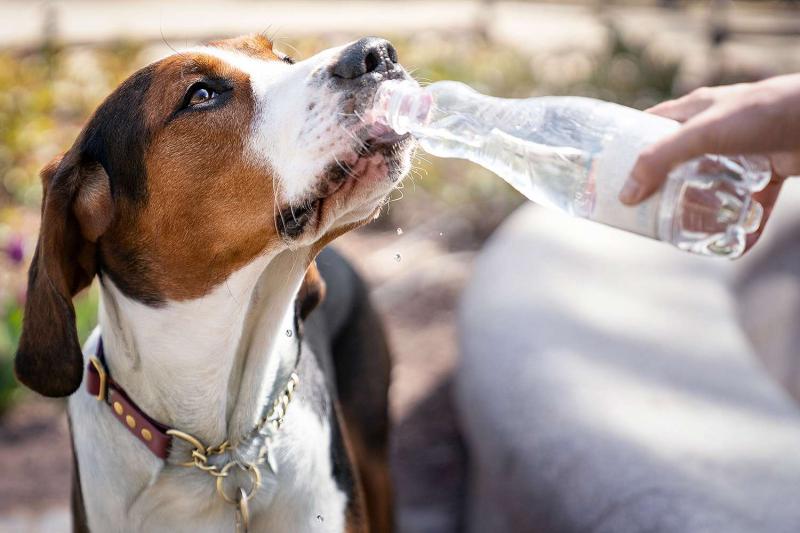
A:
[[316, 515, 324, 522], [285, 329, 293, 337], [396, 227, 403, 236], [394, 253, 402, 262], [439, 232, 444, 237]]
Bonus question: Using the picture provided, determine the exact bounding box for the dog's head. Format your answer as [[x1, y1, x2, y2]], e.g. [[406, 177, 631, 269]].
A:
[[15, 35, 415, 397]]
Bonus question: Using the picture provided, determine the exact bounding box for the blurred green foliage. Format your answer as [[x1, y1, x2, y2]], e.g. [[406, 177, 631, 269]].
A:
[[0, 28, 679, 413], [0, 299, 22, 413], [0, 42, 142, 206], [550, 25, 679, 108], [0, 43, 135, 414]]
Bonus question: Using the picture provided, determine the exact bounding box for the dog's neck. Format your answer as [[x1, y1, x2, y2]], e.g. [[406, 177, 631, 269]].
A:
[[96, 247, 313, 447]]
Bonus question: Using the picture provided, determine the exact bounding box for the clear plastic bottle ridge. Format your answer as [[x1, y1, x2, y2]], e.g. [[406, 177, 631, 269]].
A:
[[369, 80, 771, 258]]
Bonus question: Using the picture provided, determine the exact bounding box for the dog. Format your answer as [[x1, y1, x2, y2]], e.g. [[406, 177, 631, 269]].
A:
[[14, 34, 415, 532]]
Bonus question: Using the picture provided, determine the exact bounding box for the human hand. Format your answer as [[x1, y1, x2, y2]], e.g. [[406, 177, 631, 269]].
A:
[[619, 74, 800, 248]]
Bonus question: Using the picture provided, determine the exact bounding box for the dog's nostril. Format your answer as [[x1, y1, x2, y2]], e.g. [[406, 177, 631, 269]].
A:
[[385, 43, 398, 64], [332, 37, 399, 80], [364, 49, 381, 75]]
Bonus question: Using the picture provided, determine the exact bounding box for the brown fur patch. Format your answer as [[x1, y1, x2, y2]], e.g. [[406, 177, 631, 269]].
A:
[[73, 162, 113, 242], [209, 34, 280, 60], [333, 401, 370, 533], [297, 261, 327, 320], [98, 38, 287, 301], [343, 414, 394, 533]]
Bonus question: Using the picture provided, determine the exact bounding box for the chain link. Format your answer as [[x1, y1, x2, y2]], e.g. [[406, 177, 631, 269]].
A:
[[165, 372, 299, 531], [235, 488, 250, 533]]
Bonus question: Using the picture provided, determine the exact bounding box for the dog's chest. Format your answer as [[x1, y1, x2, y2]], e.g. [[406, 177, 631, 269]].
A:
[[71, 392, 348, 533], [250, 402, 350, 531]]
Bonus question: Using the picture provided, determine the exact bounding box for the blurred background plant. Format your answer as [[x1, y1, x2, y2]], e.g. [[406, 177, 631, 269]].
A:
[[0, 42, 132, 415]]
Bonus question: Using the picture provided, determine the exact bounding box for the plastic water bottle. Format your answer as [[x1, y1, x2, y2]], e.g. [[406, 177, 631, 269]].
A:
[[369, 80, 771, 258]]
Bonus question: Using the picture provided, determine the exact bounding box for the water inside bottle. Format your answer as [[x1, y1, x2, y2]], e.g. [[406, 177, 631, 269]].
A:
[[370, 79, 770, 258]]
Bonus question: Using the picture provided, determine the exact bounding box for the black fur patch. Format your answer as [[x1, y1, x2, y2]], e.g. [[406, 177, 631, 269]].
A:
[[80, 64, 155, 203], [76, 64, 166, 305], [276, 201, 319, 239], [329, 402, 362, 519]]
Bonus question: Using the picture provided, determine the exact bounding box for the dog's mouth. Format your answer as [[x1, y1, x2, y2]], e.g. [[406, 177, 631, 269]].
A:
[[276, 130, 412, 240], [275, 68, 416, 241], [276, 81, 414, 239]]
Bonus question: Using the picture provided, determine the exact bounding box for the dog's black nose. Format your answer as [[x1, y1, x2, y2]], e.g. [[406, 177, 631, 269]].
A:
[[331, 37, 399, 79]]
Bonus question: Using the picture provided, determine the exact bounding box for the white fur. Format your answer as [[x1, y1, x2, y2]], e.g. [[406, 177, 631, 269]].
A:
[[70, 248, 350, 531], [184, 44, 355, 205]]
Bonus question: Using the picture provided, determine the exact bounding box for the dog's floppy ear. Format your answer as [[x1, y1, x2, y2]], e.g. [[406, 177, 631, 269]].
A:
[[15, 151, 113, 397], [297, 260, 327, 321]]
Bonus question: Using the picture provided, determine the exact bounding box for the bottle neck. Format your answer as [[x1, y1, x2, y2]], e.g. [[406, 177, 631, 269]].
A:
[[372, 80, 432, 135]]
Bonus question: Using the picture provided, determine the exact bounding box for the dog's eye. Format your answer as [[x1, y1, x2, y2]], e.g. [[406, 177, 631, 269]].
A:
[[187, 84, 218, 107], [171, 81, 231, 120], [281, 55, 295, 65]]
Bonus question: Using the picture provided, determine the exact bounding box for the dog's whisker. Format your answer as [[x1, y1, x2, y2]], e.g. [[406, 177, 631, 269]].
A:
[[332, 153, 357, 179], [337, 124, 368, 153], [160, 28, 183, 58], [353, 109, 368, 126], [336, 128, 371, 164], [275, 39, 301, 58]]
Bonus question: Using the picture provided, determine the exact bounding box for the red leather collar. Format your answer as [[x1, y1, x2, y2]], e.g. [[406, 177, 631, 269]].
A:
[[86, 338, 173, 459]]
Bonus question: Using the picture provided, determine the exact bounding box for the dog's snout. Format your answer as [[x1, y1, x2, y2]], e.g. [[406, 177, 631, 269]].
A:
[[331, 37, 399, 79]]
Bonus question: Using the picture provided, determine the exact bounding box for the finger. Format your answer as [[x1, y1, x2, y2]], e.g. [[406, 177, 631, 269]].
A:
[[619, 103, 783, 205], [744, 174, 784, 252], [648, 82, 751, 120], [620, 118, 714, 204], [647, 93, 714, 123]]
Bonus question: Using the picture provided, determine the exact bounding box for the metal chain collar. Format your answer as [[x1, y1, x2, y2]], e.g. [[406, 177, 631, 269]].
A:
[[166, 372, 299, 532]]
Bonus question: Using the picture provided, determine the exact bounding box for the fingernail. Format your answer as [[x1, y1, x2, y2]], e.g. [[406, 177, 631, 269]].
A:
[[619, 179, 643, 205]]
